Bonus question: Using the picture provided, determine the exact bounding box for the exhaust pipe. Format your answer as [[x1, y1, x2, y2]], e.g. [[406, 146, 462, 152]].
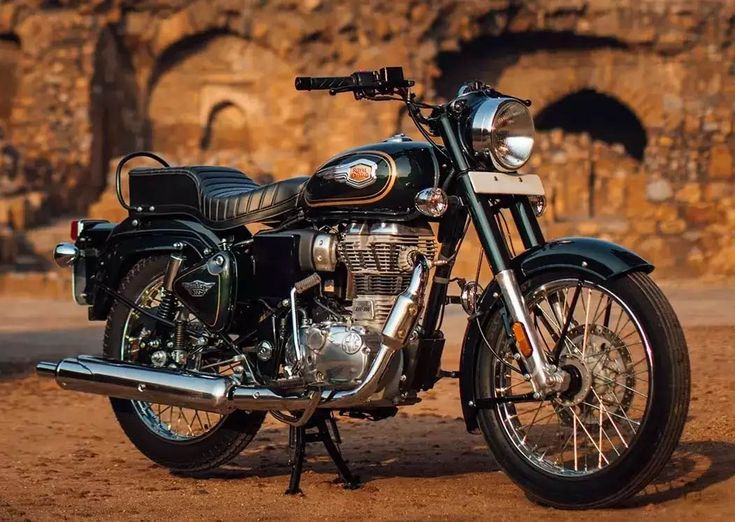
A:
[[38, 356, 236, 413], [37, 255, 430, 412]]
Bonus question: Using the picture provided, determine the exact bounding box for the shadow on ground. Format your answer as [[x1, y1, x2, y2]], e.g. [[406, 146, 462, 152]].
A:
[[188, 418, 735, 508], [184, 413, 498, 483], [624, 440, 735, 507], [0, 327, 102, 378]]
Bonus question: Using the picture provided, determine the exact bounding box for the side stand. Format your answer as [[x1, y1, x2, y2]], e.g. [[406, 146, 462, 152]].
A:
[[285, 412, 360, 495]]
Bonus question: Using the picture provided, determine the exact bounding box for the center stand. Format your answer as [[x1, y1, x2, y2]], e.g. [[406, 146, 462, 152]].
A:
[[285, 411, 360, 495]]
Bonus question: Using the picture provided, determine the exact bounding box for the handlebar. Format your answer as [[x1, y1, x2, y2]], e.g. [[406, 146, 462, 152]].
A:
[[294, 67, 413, 96], [294, 76, 355, 91]]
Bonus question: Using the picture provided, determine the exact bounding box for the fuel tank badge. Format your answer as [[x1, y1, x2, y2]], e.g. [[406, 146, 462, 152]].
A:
[[318, 159, 378, 188]]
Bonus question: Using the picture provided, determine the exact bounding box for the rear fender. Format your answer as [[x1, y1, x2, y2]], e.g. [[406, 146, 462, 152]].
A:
[[88, 218, 222, 320], [458, 237, 653, 432]]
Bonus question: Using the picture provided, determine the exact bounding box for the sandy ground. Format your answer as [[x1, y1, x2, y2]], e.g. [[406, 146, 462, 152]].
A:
[[0, 284, 734, 521]]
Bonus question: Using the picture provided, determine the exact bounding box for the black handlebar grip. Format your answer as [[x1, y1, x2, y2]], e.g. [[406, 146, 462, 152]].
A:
[[295, 76, 355, 91]]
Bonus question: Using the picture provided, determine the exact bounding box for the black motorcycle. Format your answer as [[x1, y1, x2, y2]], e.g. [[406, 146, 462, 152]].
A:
[[40, 67, 690, 508]]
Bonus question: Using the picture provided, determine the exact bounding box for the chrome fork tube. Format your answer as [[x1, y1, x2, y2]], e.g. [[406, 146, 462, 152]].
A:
[[495, 269, 554, 394]]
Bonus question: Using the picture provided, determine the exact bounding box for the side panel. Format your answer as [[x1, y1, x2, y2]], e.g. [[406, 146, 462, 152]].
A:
[[458, 237, 653, 432], [173, 251, 236, 331], [88, 218, 221, 320]]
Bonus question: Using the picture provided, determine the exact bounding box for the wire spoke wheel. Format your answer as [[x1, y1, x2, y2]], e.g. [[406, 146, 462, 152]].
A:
[[121, 277, 224, 442], [474, 270, 691, 508], [493, 279, 652, 475], [478, 278, 654, 478]]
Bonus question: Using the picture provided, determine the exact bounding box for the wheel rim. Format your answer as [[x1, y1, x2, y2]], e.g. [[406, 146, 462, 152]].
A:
[[121, 277, 225, 442], [490, 279, 653, 476]]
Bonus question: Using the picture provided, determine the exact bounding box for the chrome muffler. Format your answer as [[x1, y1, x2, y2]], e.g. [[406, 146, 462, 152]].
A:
[[37, 355, 236, 413], [36, 255, 430, 412]]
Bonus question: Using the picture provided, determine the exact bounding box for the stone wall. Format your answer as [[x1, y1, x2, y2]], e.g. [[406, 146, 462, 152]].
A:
[[0, 0, 734, 276]]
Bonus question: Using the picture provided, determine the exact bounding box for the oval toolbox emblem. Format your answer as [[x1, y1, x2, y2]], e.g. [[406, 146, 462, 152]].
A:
[[181, 280, 215, 297]]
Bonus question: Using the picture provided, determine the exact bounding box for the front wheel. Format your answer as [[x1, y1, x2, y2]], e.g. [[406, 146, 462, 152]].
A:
[[475, 271, 690, 508]]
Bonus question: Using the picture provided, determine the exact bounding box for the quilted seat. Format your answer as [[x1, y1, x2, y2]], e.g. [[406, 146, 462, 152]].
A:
[[128, 165, 307, 228]]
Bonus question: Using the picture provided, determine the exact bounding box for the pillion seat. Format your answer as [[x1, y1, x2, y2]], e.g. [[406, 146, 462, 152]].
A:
[[128, 166, 308, 228]]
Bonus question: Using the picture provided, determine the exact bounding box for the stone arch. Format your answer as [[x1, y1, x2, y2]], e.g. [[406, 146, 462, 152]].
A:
[[0, 33, 21, 130], [493, 47, 679, 137], [146, 29, 235, 99], [435, 31, 628, 100], [89, 26, 143, 200], [535, 89, 648, 161], [434, 31, 683, 229], [146, 32, 303, 176], [435, 32, 679, 135]]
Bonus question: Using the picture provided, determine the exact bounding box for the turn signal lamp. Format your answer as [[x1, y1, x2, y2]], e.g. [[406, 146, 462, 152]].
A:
[[512, 321, 533, 357]]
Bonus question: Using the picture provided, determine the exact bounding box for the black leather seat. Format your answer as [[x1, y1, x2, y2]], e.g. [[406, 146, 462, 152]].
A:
[[128, 166, 307, 228]]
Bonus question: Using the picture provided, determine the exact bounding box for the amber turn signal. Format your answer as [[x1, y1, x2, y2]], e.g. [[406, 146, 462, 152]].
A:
[[512, 321, 533, 357]]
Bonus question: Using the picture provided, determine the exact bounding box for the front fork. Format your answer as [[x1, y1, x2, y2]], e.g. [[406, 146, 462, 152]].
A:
[[427, 113, 569, 396], [457, 177, 567, 395]]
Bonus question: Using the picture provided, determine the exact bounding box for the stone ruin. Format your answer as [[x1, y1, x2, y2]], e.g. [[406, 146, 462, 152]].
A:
[[1, 0, 734, 281]]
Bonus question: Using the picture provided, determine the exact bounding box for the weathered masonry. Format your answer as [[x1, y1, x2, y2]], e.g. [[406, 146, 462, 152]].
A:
[[1, 0, 734, 276]]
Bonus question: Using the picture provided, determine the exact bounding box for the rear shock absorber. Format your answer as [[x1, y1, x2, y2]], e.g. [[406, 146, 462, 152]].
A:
[[158, 253, 184, 322]]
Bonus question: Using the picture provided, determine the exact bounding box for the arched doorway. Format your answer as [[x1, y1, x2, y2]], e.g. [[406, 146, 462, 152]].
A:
[[200, 101, 251, 151], [435, 31, 654, 222], [535, 89, 647, 161], [146, 32, 299, 177], [533, 90, 647, 221], [435, 31, 627, 100], [89, 27, 141, 201]]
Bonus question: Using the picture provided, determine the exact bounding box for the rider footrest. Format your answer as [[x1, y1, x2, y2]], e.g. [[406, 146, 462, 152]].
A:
[[285, 412, 360, 495]]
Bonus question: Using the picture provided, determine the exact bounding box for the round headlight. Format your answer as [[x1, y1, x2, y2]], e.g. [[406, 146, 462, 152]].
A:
[[469, 98, 535, 172]]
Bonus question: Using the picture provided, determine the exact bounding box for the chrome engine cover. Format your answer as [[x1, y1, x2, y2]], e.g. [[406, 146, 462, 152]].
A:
[[299, 322, 381, 388], [338, 222, 436, 329]]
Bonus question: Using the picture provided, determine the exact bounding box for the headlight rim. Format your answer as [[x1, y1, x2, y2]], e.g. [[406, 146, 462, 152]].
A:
[[467, 96, 535, 173]]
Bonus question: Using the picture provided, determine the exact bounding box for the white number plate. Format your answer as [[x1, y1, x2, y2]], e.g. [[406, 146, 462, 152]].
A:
[[467, 171, 545, 196]]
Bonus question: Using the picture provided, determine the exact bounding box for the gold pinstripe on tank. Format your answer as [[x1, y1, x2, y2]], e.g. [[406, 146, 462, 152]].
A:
[[304, 150, 397, 207]]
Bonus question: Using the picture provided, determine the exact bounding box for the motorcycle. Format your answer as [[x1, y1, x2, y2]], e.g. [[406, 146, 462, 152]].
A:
[[39, 67, 690, 508]]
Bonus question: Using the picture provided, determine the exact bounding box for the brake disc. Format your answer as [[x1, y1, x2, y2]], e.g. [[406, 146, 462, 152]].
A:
[[555, 324, 636, 426]]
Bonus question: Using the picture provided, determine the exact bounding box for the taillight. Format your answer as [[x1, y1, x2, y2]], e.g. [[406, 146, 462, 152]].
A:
[[70, 220, 80, 241]]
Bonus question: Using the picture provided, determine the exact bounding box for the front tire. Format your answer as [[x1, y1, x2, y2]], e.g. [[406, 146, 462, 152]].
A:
[[475, 271, 690, 508], [105, 256, 265, 473]]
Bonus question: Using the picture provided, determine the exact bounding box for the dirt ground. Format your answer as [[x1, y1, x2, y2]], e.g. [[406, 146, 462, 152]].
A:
[[1, 288, 734, 521]]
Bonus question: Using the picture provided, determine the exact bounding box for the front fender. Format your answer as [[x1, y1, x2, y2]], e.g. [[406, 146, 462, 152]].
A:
[[517, 237, 653, 281], [458, 237, 653, 433]]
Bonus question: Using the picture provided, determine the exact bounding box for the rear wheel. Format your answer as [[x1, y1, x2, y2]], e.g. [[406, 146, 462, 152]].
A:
[[475, 271, 690, 508], [105, 256, 265, 473]]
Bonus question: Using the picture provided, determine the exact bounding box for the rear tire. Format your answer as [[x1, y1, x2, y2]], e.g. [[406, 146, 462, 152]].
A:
[[105, 256, 265, 473], [475, 271, 690, 508]]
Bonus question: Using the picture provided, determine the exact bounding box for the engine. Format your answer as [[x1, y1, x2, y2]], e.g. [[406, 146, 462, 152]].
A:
[[283, 221, 436, 389], [338, 222, 437, 329]]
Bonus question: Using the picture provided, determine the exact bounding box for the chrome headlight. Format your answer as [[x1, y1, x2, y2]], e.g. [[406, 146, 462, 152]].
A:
[[469, 98, 535, 172]]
